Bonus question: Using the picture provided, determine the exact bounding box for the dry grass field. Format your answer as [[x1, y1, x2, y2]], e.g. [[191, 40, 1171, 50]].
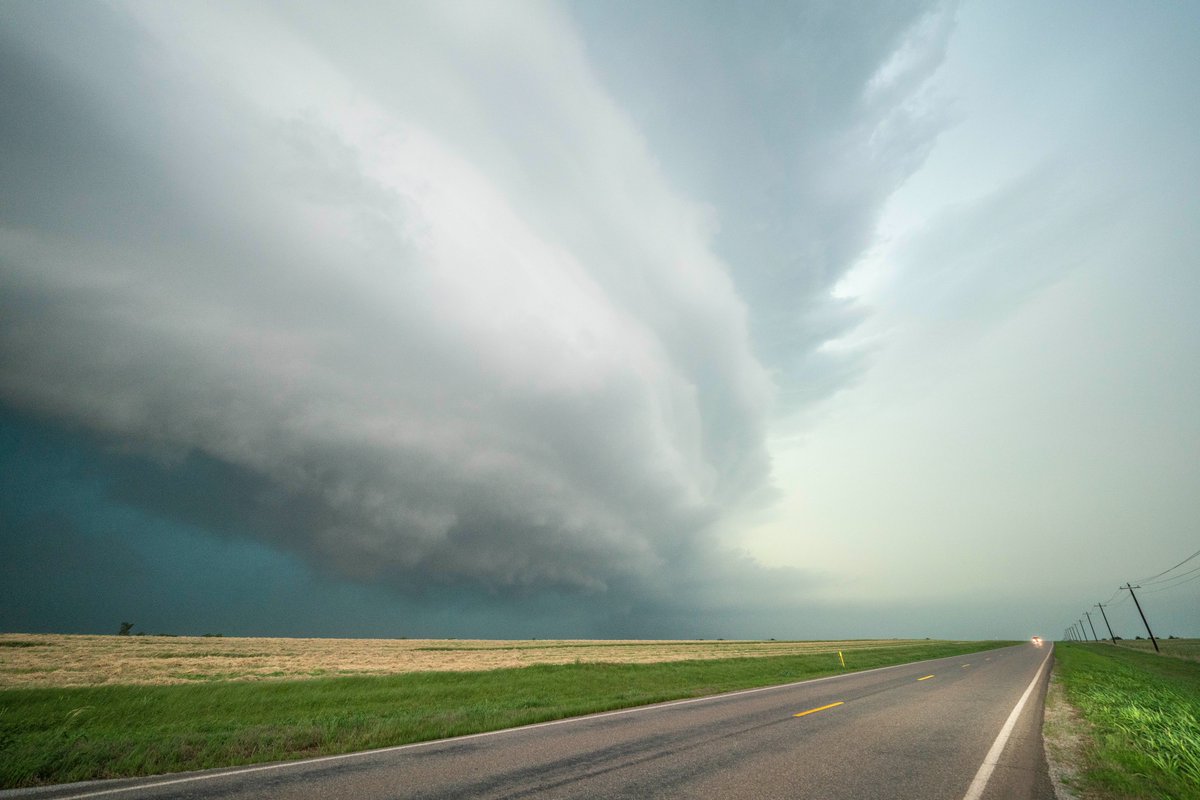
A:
[[1113, 637, 1200, 662], [0, 634, 932, 688]]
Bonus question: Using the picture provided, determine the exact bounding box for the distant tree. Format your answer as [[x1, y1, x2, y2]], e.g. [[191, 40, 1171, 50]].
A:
[[118, 622, 134, 636]]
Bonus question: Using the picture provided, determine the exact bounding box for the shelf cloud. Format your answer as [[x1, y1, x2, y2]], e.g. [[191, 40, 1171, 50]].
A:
[[1, 0, 954, 630]]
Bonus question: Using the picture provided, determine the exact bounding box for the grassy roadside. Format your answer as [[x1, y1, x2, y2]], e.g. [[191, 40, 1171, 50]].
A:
[[0, 639, 1010, 788], [1051, 642, 1200, 799]]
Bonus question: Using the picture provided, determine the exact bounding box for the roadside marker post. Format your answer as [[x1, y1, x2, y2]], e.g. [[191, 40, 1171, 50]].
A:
[[838, 650, 845, 668]]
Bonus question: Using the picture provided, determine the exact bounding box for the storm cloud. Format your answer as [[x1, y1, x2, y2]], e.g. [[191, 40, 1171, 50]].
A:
[[1, 1, 953, 627]]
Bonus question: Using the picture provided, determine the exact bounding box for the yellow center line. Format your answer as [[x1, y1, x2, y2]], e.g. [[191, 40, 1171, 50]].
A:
[[917, 674, 934, 681], [793, 701, 844, 718]]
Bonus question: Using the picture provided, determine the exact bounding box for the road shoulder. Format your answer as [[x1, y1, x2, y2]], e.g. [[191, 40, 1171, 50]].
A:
[[1042, 663, 1087, 800]]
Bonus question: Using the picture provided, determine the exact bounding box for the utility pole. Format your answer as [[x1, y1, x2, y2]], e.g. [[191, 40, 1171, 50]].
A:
[[1122, 583, 1159, 653], [1095, 603, 1116, 644], [1078, 618, 1091, 641], [1084, 611, 1099, 642]]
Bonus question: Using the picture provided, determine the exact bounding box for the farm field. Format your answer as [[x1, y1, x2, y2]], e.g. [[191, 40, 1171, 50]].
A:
[[0, 634, 945, 688], [0, 637, 1012, 787], [1111, 637, 1200, 662]]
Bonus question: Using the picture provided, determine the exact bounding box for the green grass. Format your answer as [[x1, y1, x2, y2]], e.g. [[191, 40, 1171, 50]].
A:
[[0, 639, 1009, 788], [1054, 642, 1200, 799]]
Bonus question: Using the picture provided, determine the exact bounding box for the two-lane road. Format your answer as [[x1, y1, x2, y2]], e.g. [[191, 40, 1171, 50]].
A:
[[9, 643, 1056, 800]]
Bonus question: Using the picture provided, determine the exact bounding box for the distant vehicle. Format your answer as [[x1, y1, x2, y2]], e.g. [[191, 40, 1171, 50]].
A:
[[1031, 636, 1043, 646]]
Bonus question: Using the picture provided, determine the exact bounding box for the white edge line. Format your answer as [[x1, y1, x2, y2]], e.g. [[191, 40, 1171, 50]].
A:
[[960, 645, 1054, 800], [36, 644, 1023, 800]]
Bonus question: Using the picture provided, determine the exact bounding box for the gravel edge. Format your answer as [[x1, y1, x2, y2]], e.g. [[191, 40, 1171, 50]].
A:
[[1042, 659, 1089, 800]]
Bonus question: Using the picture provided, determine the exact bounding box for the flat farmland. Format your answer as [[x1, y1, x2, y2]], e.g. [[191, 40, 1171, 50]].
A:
[[0, 634, 934, 688], [1112, 637, 1200, 661], [0, 637, 1012, 787]]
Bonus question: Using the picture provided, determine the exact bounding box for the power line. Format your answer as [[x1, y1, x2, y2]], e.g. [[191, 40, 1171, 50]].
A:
[[1135, 546, 1200, 584], [1141, 565, 1200, 594], [1150, 561, 1200, 583], [1149, 561, 1200, 584], [1061, 548, 1198, 646]]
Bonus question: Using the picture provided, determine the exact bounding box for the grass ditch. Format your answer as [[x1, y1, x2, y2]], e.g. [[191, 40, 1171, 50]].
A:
[[0, 639, 1010, 788], [1052, 642, 1200, 799]]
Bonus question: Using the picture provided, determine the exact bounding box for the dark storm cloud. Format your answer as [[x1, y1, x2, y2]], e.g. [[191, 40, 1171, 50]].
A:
[[0, 1, 953, 625]]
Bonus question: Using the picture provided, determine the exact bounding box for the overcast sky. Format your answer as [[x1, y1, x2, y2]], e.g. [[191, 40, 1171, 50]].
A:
[[2, 0, 1197, 641]]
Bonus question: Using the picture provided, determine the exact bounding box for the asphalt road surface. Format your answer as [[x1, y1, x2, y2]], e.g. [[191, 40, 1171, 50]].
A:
[[8, 642, 1056, 800]]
